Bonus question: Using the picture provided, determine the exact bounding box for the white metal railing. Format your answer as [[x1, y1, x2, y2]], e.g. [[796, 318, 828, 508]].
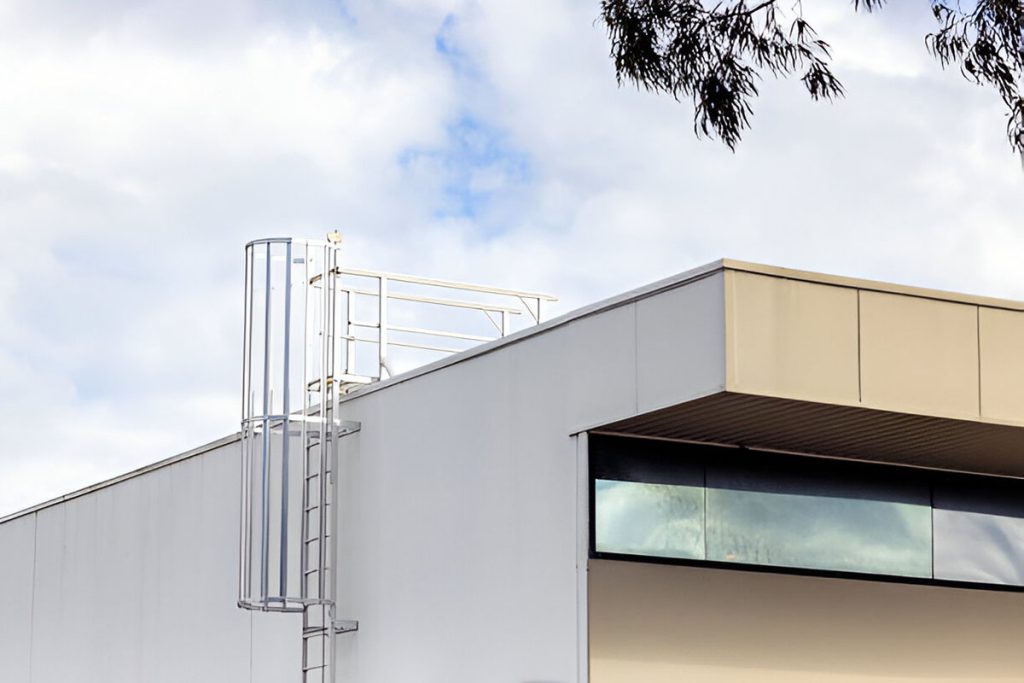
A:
[[239, 236, 556, 683], [335, 267, 557, 389]]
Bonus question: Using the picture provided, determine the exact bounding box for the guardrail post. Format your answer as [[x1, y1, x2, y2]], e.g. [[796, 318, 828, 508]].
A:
[[378, 276, 389, 378]]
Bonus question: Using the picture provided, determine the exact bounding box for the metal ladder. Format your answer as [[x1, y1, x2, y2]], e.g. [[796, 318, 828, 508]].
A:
[[301, 427, 333, 683], [239, 236, 554, 683], [302, 604, 333, 683], [298, 420, 360, 683]]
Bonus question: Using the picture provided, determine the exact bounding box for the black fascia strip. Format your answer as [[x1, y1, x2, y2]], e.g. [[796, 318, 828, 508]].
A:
[[590, 551, 1024, 594], [588, 466, 597, 564]]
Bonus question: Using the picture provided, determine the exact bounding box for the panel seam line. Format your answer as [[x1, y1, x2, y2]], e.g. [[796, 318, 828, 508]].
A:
[[28, 512, 38, 683], [857, 290, 863, 404], [976, 306, 982, 418]]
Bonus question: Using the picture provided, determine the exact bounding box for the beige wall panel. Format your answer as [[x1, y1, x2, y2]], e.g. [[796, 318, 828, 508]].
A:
[[726, 271, 859, 404], [860, 292, 979, 418], [979, 307, 1024, 424], [590, 559, 1024, 683]]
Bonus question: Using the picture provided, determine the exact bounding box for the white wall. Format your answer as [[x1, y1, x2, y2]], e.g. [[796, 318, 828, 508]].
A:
[[333, 272, 726, 683], [0, 513, 34, 682], [0, 269, 727, 683], [0, 441, 299, 683]]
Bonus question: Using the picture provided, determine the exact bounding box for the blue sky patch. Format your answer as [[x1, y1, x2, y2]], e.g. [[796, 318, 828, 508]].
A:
[[399, 115, 531, 224]]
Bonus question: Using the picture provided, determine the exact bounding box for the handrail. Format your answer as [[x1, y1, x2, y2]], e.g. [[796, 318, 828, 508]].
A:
[[340, 267, 557, 301], [387, 324, 494, 344], [334, 265, 557, 384], [338, 286, 524, 314]]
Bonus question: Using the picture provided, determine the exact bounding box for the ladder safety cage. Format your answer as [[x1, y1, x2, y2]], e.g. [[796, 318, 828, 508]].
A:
[[239, 237, 356, 613], [237, 235, 556, 682]]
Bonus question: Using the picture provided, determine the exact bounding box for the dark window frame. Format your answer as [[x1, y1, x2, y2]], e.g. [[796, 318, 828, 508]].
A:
[[589, 433, 1024, 593]]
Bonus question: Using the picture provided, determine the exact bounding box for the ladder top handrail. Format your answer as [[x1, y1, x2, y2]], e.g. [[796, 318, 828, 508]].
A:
[[340, 267, 558, 301]]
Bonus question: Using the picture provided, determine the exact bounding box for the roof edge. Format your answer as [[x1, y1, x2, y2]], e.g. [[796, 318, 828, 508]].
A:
[[340, 257, 1024, 405], [723, 259, 1024, 312], [0, 433, 241, 526], [338, 259, 728, 403], [9, 257, 1019, 524], [0, 261, 731, 524]]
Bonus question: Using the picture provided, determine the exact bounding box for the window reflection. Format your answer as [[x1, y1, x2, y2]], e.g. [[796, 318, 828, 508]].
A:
[[595, 480, 705, 560], [705, 466, 932, 577], [934, 485, 1024, 586]]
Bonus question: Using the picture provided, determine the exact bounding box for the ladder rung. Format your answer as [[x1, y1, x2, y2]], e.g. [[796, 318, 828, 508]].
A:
[[303, 566, 330, 574], [303, 535, 330, 543]]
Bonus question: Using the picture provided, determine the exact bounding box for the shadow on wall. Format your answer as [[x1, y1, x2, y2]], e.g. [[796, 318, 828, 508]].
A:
[[589, 559, 1024, 682]]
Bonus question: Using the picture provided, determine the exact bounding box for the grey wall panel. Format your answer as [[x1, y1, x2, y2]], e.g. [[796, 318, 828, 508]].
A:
[[1, 271, 731, 683], [252, 611, 302, 683], [331, 274, 734, 682], [137, 446, 257, 683], [12, 441, 278, 683], [0, 513, 35, 682], [510, 301, 639, 432], [31, 490, 139, 683], [637, 271, 726, 414], [336, 346, 581, 683]]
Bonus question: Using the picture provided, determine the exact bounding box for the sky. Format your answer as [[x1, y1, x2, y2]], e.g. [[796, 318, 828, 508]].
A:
[[0, 0, 1021, 517]]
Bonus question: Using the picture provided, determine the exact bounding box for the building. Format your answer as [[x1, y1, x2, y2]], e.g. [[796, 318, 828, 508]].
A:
[[1, 254, 1023, 683]]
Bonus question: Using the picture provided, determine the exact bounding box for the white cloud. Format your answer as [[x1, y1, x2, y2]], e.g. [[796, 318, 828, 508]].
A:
[[1, 0, 1022, 516]]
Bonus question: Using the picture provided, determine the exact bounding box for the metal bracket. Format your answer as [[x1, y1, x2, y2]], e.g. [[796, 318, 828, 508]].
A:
[[337, 420, 361, 436], [333, 619, 359, 634]]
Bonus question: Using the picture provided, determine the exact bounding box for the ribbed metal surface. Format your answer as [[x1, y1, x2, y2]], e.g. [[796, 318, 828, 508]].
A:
[[601, 393, 1024, 477]]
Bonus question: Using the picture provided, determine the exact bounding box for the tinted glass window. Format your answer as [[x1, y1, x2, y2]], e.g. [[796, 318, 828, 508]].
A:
[[590, 435, 1024, 590], [705, 462, 932, 577], [595, 478, 704, 560], [934, 483, 1024, 586]]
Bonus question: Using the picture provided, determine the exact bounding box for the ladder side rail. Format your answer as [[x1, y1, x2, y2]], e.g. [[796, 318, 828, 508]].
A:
[[299, 242, 311, 597]]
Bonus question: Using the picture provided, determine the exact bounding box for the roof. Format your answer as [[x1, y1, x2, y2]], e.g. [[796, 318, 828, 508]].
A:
[[337, 258, 1024, 403], [5, 258, 1022, 525]]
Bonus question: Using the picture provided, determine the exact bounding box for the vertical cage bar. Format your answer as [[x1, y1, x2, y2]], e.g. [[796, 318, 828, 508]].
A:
[[319, 244, 329, 601], [239, 247, 253, 604], [260, 242, 272, 603]]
